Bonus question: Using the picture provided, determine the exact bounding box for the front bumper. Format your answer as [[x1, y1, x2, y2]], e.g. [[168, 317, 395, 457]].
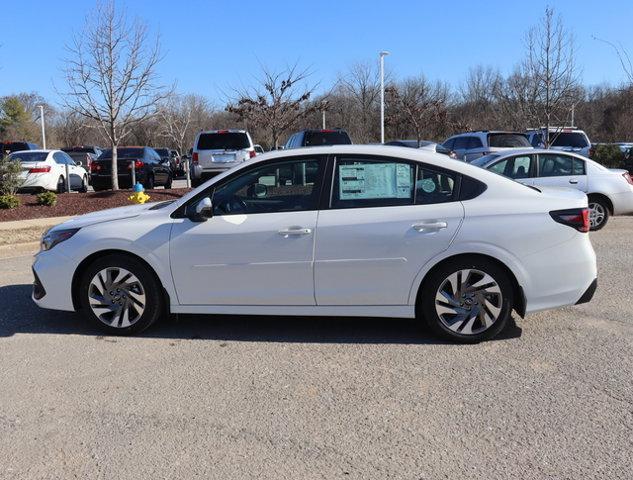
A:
[[32, 249, 76, 312]]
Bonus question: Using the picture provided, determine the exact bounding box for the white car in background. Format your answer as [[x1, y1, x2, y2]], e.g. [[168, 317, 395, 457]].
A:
[[10, 150, 89, 193], [472, 148, 633, 230], [191, 129, 256, 186], [32, 145, 597, 343]]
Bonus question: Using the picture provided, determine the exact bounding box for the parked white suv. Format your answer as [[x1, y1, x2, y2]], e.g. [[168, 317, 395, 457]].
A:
[[191, 129, 256, 186], [526, 127, 592, 158], [442, 131, 532, 161]]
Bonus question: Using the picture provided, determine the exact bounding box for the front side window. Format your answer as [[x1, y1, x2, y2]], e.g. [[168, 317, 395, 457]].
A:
[[332, 157, 415, 209], [538, 153, 573, 177], [489, 155, 534, 179], [53, 152, 67, 165], [211, 157, 323, 215], [453, 137, 469, 150]]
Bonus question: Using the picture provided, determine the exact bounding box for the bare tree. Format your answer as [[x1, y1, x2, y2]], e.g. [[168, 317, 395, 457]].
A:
[[593, 36, 633, 86], [226, 64, 320, 149], [60, 0, 169, 189], [158, 93, 214, 155], [523, 7, 580, 145], [336, 62, 381, 142]]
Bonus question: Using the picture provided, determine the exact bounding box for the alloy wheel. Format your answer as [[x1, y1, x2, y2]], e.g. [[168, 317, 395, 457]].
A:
[[434, 269, 503, 335], [588, 202, 605, 229], [87, 267, 146, 328]]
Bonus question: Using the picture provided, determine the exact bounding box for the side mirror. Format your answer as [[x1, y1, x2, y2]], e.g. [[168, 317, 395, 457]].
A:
[[189, 197, 213, 222]]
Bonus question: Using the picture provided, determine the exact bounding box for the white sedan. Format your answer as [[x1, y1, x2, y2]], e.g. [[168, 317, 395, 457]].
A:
[[32, 145, 597, 342], [10, 149, 89, 193], [471, 148, 633, 230]]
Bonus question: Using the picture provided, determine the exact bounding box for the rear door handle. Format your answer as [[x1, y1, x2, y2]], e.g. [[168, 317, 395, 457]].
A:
[[413, 221, 448, 232], [278, 227, 312, 237]]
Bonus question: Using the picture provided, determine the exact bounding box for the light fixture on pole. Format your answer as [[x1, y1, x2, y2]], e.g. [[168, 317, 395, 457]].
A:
[[37, 105, 46, 149], [379, 51, 390, 144]]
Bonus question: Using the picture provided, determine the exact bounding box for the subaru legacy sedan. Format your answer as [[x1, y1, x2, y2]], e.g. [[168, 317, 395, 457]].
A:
[[32, 145, 597, 343]]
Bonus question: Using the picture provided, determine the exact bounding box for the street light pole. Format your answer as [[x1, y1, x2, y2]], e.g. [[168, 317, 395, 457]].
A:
[[38, 105, 46, 149], [379, 51, 390, 144]]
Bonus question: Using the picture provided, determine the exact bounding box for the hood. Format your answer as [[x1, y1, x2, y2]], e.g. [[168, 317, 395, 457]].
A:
[[51, 201, 168, 231]]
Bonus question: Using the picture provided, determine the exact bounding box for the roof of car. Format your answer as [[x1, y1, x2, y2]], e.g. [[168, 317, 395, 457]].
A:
[[474, 148, 598, 167]]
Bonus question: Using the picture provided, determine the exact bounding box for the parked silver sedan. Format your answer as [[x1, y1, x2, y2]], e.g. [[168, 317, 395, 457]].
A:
[[471, 149, 633, 230]]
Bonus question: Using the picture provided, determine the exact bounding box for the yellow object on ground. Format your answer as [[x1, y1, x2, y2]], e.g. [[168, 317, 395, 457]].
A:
[[128, 191, 151, 204]]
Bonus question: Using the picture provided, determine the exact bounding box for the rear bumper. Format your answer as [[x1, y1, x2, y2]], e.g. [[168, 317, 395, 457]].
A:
[[193, 162, 240, 178], [91, 172, 148, 188], [610, 191, 633, 215]]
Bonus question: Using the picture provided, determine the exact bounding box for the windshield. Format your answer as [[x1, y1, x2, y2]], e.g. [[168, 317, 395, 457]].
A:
[[488, 133, 531, 148], [197, 132, 250, 150], [470, 153, 500, 166], [551, 132, 589, 148], [305, 131, 351, 146], [9, 151, 48, 163], [99, 148, 144, 159]]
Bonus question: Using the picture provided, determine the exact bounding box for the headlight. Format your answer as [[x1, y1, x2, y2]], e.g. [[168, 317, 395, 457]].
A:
[[41, 228, 80, 251]]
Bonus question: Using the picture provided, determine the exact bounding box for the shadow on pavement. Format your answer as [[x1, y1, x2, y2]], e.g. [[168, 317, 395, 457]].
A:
[[0, 284, 522, 344]]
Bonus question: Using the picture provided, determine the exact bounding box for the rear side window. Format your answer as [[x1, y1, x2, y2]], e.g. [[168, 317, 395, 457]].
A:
[[453, 137, 469, 149], [443, 138, 455, 150], [573, 158, 586, 175], [467, 137, 483, 149], [489, 155, 534, 179], [415, 167, 457, 204], [538, 153, 573, 177], [332, 157, 415, 209], [488, 133, 531, 148], [197, 132, 250, 150], [304, 130, 351, 147]]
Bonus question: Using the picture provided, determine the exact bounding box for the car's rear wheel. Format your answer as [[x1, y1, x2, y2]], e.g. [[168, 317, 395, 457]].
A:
[[588, 197, 609, 231], [144, 174, 155, 190], [78, 254, 163, 335], [56, 176, 66, 193], [419, 258, 513, 343], [79, 175, 88, 193], [164, 174, 172, 189]]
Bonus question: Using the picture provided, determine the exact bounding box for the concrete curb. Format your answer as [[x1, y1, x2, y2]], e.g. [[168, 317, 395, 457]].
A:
[[0, 216, 76, 231]]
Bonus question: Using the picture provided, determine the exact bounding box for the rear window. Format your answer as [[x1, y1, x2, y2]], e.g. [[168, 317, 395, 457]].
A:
[[2, 142, 30, 153], [488, 133, 531, 148], [100, 148, 144, 159], [551, 132, 589, 148], [62, 147, 94, 153], [155, 148, 169, 156], [66, 152, 89, 164], [9, 151, 48, 163], [304, 131, 351, 147], [197, 132, 250, 150]]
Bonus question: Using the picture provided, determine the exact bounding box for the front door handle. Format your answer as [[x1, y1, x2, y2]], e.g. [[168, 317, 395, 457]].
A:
[[413, 221, 448, 232], [569, 179, 578, 184], [278, 227, 312, 237]]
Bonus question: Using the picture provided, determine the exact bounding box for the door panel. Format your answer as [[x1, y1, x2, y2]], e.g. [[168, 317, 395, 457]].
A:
[[170, 211, 317, 305], [534, 153, 588, 191]]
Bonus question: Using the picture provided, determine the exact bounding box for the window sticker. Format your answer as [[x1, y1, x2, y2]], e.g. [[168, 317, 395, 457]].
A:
[[339, 163, 412, 200], [418, 178, 436, 193]]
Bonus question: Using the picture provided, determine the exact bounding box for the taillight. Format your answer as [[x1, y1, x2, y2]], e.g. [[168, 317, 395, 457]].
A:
[[127, 159, 144, 170], [192, 152, 199, 165], [249, 150, 256, 158], [550, 208, 590, 233], [90, 162, 101, 172], [29, 165, 51, 173], [623, 172, 633, 186]]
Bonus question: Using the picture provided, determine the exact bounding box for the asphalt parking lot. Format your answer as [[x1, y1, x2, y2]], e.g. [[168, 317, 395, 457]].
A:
[[0, 218, 632, 479]]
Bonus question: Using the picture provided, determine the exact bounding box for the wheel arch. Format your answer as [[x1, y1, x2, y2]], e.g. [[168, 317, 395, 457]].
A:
[[414, 253, 526, 318], [71, 249, 171, 313], [587, 192, 614, 215]]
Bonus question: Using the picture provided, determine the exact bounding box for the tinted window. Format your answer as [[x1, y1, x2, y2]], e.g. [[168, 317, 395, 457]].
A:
[[487, 133, 531, 148], [551, 132, 589, 148], [155, 148, 170, 157], [415, 167, 457, 204], [471, 153, 500, 167], [1, 142, 32, 154], [197, 132, 250, 150], [100, 148, 144, 159], [332, 157, 415, 209], [467, 137, 483, 149], [489, 155, 534, 179], [442, 138, 455, 150], [304, 130, 351, 147], [53, 152, 67, 164], [212, 158, 323, 215], [529, 133, 543, 147], [538, 154, 573, 177], [62, 147, 95, 154], [573, 158, 586, 175], [66, 152, 89, 165], [8, 151, 48, 163], [453, 137, 470, 150]]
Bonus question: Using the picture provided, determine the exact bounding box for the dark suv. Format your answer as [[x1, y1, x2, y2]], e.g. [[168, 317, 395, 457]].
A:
[[90, 147, 172, 191], [1, 141, 39, 156], [284, 129, 352, 149]]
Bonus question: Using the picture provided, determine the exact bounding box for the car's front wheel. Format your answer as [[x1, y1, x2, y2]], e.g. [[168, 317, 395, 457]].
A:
[[78, 254, 164, 335], [419, 258, 514, 343]]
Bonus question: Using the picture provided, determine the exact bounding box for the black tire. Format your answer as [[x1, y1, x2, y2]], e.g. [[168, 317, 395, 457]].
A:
[[418, 257, 514, 343], [144, 174, 155, 190], [164, 174, 173, 189], [78, 254, 164, 335], [56, 176, 66, 193], [588, 196, 610, 231], [92, 185, 108, 192], [79, 175, 88, 193]]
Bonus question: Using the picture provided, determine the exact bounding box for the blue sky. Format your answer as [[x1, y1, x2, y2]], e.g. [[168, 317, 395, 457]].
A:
[[2, 0, 632, 106]]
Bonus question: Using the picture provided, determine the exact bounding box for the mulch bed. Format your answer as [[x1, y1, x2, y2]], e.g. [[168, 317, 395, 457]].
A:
[[0, 188, 192, 222]]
